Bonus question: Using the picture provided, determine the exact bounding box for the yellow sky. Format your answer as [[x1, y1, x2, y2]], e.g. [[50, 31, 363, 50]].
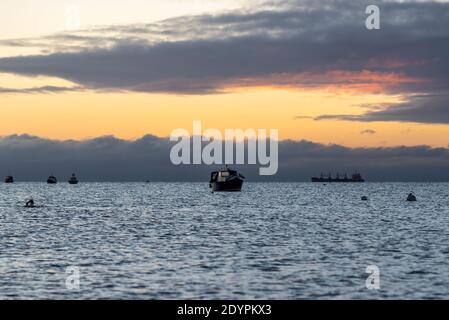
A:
[[1, 71, 448, 147]]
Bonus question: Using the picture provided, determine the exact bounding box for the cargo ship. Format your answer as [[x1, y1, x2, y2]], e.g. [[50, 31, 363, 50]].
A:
[[311, 172, 365, 183]]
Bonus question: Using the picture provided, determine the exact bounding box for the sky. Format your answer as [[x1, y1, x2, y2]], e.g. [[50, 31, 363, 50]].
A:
[[0, 0, 449, 180]]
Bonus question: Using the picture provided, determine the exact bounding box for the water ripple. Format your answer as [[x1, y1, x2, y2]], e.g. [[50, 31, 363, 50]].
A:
[[1, 182, 449, 299]]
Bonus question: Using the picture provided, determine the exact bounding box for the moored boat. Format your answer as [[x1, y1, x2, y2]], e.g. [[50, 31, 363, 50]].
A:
[[68, 173, 78, 185], [5, 176, 14, 183], [209, 166, 245, 192], [47, 176, 58, 184]]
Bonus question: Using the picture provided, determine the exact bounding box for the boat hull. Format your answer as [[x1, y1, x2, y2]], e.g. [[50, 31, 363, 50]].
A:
[[210, 179, 244, 192]]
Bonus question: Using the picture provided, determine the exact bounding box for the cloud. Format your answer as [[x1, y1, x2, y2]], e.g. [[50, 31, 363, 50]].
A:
[[360, 129, 376, 135], [0, 0, 448, 97], [0, 86, 83, 94], [315, 94, 449, 124], [2, 134, 449, 182]]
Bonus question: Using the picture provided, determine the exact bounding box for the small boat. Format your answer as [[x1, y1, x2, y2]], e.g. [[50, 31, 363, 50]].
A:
[[47, 176, 58, 184], [5, 176, 14, 183], [361, 196, 368, 201], [68, 173, 78, 185], [407, 193, 417, 202], [209, 166, 245, 192]]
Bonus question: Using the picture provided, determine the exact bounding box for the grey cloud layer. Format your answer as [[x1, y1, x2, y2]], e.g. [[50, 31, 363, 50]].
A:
[[0, 1, 448, 92], [1, 134, 449, 182], [0, 86, 83, 94], [315, 95, 449, 124]]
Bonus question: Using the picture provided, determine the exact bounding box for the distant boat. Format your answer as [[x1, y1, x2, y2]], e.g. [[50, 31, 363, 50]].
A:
[[68, 173, 78, 185], [311, 172, 365, 183], [209, 166, 245, 192], [4, 176, 14, 183], [47, 176, 58, 184]]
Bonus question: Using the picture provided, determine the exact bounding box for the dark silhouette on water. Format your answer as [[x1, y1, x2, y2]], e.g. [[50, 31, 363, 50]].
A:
[[25, 199, 35, 208], [5, 176, 14, 183], [361, 196, 368, 201], [47, 176, 57, 184], [68, 173, 78, 185], [312, 172, 365, 183], [210, 166, 245, 192], [407, 193, 417, 202]]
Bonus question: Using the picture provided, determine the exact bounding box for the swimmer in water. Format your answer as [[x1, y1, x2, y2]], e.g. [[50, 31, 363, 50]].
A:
[[25, 199, 35, 208]]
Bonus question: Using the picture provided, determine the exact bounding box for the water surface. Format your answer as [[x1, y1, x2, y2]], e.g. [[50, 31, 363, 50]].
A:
[[1, 182, 449, 299]]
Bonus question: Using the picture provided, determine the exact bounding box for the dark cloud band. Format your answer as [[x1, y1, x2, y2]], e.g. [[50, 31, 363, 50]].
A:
[[1, 134, 449, 182], [313, 95, 449, 124]]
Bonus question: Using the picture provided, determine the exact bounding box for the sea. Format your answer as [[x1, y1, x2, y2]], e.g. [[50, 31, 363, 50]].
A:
[[1, 182, 449, 299]]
